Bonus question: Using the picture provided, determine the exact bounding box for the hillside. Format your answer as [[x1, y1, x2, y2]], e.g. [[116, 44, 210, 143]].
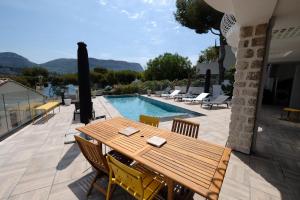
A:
[[42, 58, 143, 73], [0, 52, 144, 74], [0, 52, 37, 68]]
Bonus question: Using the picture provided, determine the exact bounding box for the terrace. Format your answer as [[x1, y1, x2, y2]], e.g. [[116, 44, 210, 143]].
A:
[[0, 96, 299, 200]]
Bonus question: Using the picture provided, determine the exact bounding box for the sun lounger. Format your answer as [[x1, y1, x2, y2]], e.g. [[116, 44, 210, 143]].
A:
[[182, 93, 210, 103], [157, 86, 171, 97], [161, 89, 181, 98], [201, 95, 230, 109]]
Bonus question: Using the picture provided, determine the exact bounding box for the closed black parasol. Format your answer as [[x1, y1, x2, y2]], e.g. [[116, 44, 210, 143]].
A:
[[204, 69, 211, 93], [77, 42, 93, 124]]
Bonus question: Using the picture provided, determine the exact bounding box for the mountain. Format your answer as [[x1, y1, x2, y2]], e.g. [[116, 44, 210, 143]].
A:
[[0, 52, 37, 68], [0, 52, 144, 74], [41, 58, 143, 74]]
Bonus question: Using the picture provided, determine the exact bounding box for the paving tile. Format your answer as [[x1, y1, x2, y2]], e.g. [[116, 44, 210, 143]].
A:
[[11, 167, 56, 196], [8, 187, 51, 200], [218, 177, 250, 200], [0, 168, 26, 199], [250, 187, 281, 200], [48, 175, 95, 200], [54, 161, 91, 184]]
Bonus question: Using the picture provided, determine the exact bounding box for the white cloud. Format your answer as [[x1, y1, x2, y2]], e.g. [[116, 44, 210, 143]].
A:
[[121, 10, 144, 20], [142, 0, 174, 6], [150, 21, 157, 27], [98, 0, 107, 6]]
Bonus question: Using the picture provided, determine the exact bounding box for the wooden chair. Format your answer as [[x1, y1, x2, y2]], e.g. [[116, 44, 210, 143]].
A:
[[171, 118, 200, 139], [139, 115, 160, 127], [74, 135, 110, 197], [74, 136, 132, 197], [106, 155, 165, 200], [171, 119, 200, 198]]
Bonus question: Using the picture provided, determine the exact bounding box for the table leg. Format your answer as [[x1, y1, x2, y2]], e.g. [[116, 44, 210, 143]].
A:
[[167, 178, 174, 200]]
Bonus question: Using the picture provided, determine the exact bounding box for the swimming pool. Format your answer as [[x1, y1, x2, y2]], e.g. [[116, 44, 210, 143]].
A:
[[105, 95, 200, 121]]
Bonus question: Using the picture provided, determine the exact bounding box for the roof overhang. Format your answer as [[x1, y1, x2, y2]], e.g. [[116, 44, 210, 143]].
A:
[[205, 0, 300, 63], [204, 0, 277, 26]]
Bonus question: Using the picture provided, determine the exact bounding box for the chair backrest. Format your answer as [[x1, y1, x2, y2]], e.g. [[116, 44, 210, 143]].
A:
[[171, 118, 200, 139], [75, 102, 80, 111], [211, 95, 230, 103], [74, 135, 109, 173], [139, 115, 160, 127], [195, 93, 210, 100], [212, 84, 223, 98], [106, 155, 144, 198], [170, 90, 180, 96], [188, 87, 204, 95]]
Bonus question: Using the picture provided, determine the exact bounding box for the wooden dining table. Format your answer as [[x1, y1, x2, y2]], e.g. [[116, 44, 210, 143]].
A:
[[76, 117, 231, 200]]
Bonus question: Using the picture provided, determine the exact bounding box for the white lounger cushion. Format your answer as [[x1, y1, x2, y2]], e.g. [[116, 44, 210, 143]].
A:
[[161, 90, 180, 97], [182, 93, 210, 102]]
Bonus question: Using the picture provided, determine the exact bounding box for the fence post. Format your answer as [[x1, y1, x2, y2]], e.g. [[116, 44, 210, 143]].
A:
[[27, 91, 32, 120], [2, 94, 9, 131], [18, 102, 21, 124]]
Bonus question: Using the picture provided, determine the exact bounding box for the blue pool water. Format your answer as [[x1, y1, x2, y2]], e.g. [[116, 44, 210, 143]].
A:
[[105, 95, 200, 121]]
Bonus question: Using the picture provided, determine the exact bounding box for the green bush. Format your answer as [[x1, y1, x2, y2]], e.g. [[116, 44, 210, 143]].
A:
[[112, 84, 140, 95]]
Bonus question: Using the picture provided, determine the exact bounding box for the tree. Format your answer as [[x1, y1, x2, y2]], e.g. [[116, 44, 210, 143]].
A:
[[114, 70, 138, 84], [175, 0, 226, 84], [144, 53, 192, 81], [22, 67, 49, 78], [198, 46, 219, 63], [94, 67, 108, 74], [222, 66, 235, 96]]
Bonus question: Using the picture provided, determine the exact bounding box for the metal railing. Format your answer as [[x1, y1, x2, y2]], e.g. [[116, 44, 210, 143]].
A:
[[0, 90, 45, 139]]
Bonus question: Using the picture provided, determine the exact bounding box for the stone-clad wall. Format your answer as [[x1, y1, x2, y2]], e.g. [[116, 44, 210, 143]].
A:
[[227, 24, 268, 154]]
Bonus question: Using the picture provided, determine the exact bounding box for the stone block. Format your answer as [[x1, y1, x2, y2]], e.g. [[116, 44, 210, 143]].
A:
[[248, 117, 255, 124], [244, 107, 256, 116], [257, 48, 265, 58], [248, 82, 260, 88], [237, 48, 254, 59], [248, 98, 257, 106], [231, 105, 242, 113], [255, 23, 268, 35], [234, 81, 246, 87], [239, 39, 249, 48], [234, 71, 245, 80], [251, 60, 263, 69], [240, 26, 253, 38], [244, 125, 254, 132], [233, 88, 240, 96], [252, 37, 266, 47], [236, 61, 249, 70], [246, 71, 261, 81], [232, 97, 246, 106], [242, 89, 258, 97]]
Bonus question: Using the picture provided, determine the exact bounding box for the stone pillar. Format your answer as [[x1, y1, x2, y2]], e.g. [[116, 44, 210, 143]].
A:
[[227, 24, 268, 154]]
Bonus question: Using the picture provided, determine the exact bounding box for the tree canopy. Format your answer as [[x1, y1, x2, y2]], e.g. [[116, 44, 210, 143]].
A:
[[198, 46, 219, 63], [175, 0, 226, 84], [22, 67, 49, 78], [174, 0, 223, 34], [144, 53, 192, 81]]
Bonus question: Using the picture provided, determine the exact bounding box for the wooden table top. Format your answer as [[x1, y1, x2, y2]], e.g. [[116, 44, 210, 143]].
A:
[[77, 117, 231, 200]]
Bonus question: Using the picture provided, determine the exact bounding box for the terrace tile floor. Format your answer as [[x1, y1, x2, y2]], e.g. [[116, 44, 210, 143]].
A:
[[0, 96, 299, 200]]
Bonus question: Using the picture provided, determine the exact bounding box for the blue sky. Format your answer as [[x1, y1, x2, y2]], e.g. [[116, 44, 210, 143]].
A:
[[0, 0, 218, 68]]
